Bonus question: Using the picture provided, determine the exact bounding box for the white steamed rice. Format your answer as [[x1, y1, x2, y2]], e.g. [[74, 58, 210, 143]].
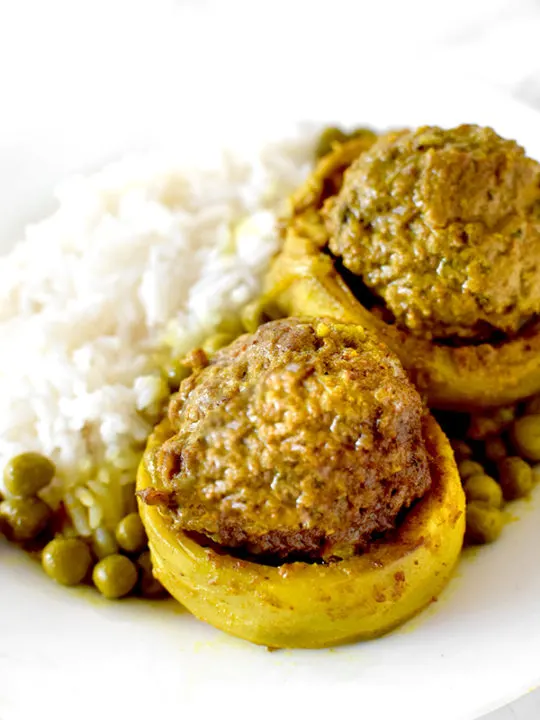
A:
[[0, 131, 316, 535]]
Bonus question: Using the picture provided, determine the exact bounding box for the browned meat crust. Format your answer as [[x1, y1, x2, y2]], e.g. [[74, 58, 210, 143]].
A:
[[142, 318, 431, 561], [325, 125, 540, 341]]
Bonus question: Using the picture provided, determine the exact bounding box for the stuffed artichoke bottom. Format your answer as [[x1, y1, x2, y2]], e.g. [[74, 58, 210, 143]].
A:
[[266, 125, 540, 410], [137, 318, 464, 648]]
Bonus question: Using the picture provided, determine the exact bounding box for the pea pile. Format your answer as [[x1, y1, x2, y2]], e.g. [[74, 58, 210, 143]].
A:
[[0, 327, 263, 598], [438, 398, 540, 546], [0, 452, 166, 599]]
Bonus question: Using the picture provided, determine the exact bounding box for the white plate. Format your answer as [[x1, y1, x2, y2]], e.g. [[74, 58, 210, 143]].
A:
[[2, 65, 540, 720]]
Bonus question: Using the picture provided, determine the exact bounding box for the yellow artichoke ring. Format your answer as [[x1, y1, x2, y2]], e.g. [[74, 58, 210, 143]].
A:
[[137, 417, 465, 649]]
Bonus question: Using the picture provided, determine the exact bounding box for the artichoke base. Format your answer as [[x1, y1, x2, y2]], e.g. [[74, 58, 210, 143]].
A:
[[137, 416, 465, 649]]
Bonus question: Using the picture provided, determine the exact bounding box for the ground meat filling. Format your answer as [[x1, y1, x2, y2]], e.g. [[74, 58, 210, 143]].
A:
[[143, 318, 431, 562], [324, 125, 540, 342]]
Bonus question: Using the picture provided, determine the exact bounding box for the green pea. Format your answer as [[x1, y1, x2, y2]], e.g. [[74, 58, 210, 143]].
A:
[[42, 537, 92, 586], [484, 436, 507, 463], [465, 502, 504, 545], [315, 126, 348, 159], [464, 474, 503, 508], [115, 513, 147, 553], [511, 415, 540, 461], [137, 550, 167, 599], [498, 456, 533, 501], [4, 452, 55, 498], [348, 128, 374, 140], [457, 460, 485, 481], [0, 497, 51, 542], [91, 526, 119, 560], [163, 361, 192, 392], [93, 554, 137, 599]]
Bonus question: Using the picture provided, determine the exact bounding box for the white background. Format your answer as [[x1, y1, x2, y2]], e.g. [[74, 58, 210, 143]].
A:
[[1, 1, 540, 717]]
